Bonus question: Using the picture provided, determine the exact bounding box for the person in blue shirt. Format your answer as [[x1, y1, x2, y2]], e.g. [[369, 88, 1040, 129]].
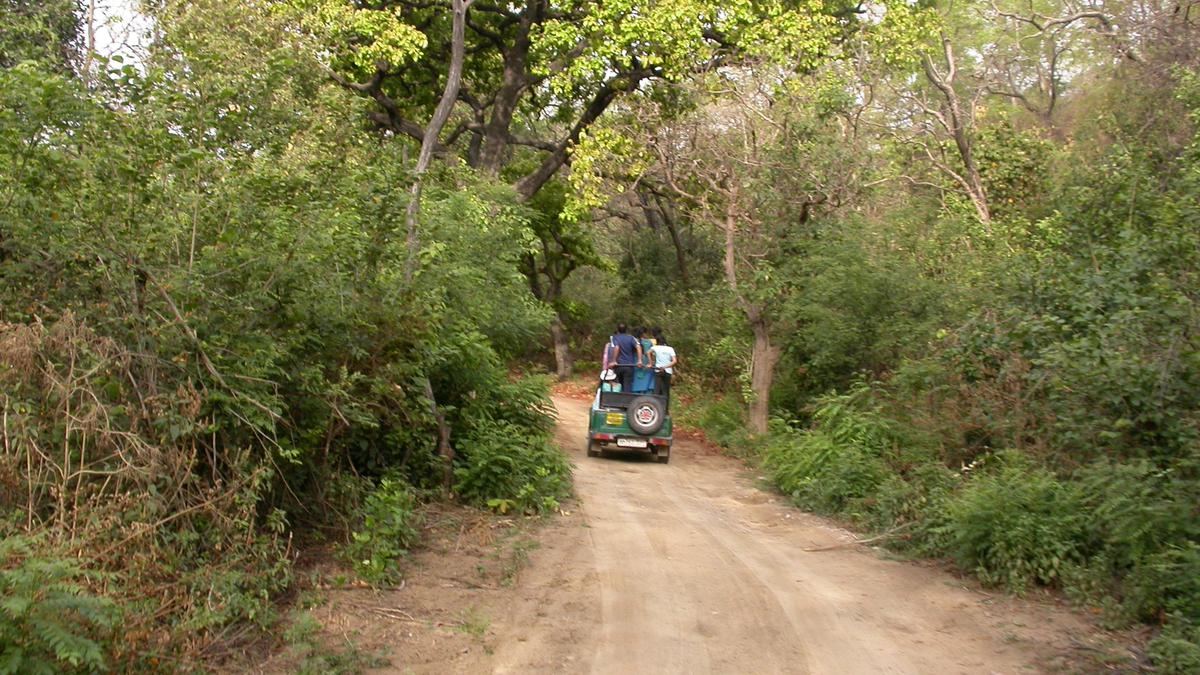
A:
[[608, 323, 642, 393]]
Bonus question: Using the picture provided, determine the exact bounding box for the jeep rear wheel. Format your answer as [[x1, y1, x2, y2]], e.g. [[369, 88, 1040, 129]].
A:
[[587, 440, 601, 457], [627, 396, 666, 435]]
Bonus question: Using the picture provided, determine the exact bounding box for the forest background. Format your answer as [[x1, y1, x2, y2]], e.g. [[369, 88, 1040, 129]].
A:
[[1, 0, 1197, 672]]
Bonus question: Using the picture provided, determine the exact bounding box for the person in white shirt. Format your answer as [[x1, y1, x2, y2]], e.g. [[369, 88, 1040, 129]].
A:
[[649, 328, 677, 401]]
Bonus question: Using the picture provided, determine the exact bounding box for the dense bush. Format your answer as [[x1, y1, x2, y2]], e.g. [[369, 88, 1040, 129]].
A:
[[0, 1, 566, 667], [686, 396, 753, 451], [773, 222, 952, 408], [763, 387, 893, 517], [453, 421, 571, 515], [944, 457, 1085, 591], [1148, 617, 1200, 674], [864, 463, 960, 557]]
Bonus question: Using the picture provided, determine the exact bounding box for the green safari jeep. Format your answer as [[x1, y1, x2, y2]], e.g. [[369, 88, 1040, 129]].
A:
[[586, 389, 672, 463]]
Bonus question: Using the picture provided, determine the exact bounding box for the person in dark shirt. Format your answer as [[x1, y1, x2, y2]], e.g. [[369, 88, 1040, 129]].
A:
[[608, 323, 642, 393]]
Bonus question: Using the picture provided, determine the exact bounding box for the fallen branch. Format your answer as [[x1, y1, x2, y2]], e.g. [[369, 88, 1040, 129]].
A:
[[802, 523, 912, 552], [347, 603, 429, 623]]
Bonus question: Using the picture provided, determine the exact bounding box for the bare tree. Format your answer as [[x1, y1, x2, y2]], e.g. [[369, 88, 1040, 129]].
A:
[[645, 74, 864, 433], [919, 33, 992, 225], [978, 0, 1146, 128]]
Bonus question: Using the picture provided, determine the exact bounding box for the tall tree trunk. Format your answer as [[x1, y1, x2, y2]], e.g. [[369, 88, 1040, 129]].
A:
[[748, 317, 780, 436], [549, 315, 572, 380], [660, 198, 690, 287], [641, 189, 689, 287], [718, 183, 779, 434], [546, 275, 573, 379], [403, 0, 473, 492], [477, 12, 533, 174], [404, 0, 473, 281], [522, 253, 574, 379]]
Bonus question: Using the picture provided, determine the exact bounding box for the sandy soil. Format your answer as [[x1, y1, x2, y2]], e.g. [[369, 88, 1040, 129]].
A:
[[268, 394, 1119, 674]]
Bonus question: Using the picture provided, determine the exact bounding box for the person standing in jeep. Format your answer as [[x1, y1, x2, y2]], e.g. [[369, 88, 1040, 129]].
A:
[[609, 323, 642, 393], [650, 329, 677, 402]]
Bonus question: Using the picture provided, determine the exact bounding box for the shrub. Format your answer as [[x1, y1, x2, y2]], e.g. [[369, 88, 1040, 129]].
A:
[[763, 388, 893, 517], [461, 375, 558, 438], [0, 536, 120, 674], [867, 463, 960, 556], [453, 422, 571, 515], [1076, 461, 1197, 571], [1123, 544, 1200, 625], [340, 477, 423, 585], [1071, 460, 1200, 624], [1148, 617, 1200, 675], [692, 396, 751, 451], [945, 457, 1086, 591]]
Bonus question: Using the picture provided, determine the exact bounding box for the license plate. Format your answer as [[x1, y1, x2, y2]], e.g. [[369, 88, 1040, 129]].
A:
[[605, 413, 625, 426], [616, 437, 647, 448]]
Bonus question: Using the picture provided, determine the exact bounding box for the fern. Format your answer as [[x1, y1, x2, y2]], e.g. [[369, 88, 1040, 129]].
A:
[[0, 536, 119, 674]]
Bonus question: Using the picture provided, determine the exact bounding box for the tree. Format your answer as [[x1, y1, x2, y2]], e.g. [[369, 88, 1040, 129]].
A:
[[866, 0, 1156, 224], [606, 71, 870, 432], [401, 0, 474, 488], [0, 0, 81, 72], [311, 0, 847, 195], [519, 181, 605, 378], [289, 0, 863, 376]]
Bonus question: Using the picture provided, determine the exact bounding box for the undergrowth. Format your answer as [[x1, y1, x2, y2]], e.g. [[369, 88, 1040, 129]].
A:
[[0, 316, 571, 670]]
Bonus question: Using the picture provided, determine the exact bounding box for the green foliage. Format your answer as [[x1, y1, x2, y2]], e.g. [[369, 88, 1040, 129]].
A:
[[1121, 545, 1200, 624], [1071, 460, 1200, 622], [340, 476, 422, 585], [687, 396, 751, 451], [455, 374, 558, 440], [1148, 617, 1200, 675], [0, 0, 80, 71], [0, 537, 119, 675], [453, 422, 571, 515], [287, 0, 426, 72], [0, 0, 561, 665], [975, 120, 1053, 222], [776, 219, 951, 405], [865, 463, 959, 556], [763, 387, 893, 517], [532, 0, 845, 96], [943, 457, 1085, 591]]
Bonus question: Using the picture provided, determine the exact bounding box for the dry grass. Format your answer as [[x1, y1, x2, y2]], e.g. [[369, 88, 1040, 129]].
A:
[[1, 314, 292, 669]]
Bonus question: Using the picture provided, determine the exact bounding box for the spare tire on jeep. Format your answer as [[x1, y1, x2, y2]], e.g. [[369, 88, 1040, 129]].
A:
[[627, 396, 666, 435]]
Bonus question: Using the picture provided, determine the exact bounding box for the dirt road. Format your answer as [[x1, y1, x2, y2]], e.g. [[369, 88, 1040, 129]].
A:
[[483, 395, 1094, 674], [332, 394, 1104, 674]]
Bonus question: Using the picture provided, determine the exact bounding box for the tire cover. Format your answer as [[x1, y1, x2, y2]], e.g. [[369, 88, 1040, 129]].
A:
[[627, 396, 665, 435]]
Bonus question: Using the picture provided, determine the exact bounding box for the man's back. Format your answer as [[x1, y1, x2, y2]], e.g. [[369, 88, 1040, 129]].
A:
[[611, 332, 639, 365]]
